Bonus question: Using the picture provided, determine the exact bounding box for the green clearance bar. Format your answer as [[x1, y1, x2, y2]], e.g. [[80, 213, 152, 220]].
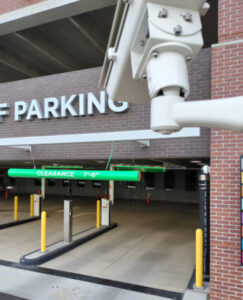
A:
[[114, 165, 166, 173], [8, 169, 141, 182]]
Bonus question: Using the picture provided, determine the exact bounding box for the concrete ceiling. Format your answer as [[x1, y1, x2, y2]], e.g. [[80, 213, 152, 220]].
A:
[[0, 5, 115, 83], [0, 157, 209, 170], [0, 1, 217, 84]]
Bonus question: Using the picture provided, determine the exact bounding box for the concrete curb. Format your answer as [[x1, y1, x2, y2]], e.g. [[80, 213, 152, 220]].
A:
[[20, 223, 117, 266], [0, 217, 40, 230]]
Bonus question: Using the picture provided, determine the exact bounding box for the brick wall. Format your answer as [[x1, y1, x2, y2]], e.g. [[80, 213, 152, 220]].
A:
[[0, 48, 211, 163], [210, 0, 243, 299], [218, 0, 243, 43], [0, 0, 45, 15]]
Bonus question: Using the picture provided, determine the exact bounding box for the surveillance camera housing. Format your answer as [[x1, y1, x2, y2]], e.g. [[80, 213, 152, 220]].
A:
[[100, 0, 209, 104], [99, 1, 243, 135]]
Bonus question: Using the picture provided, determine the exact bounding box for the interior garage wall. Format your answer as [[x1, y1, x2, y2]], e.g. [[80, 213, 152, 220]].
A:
[[7, 170, 199, 203]]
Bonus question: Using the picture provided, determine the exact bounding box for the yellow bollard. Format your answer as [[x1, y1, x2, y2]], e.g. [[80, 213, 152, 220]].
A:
[[195, 228, 203, 288], [41, 211, 47, 252], [14, 196, 18, 221], [96, 200, 101, 228], [30, 194, 34, 217]]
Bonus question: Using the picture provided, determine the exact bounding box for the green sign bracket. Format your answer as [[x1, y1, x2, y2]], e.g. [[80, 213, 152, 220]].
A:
[[114, 164, 166, 173]]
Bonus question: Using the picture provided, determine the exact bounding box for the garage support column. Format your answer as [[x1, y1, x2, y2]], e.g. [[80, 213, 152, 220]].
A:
[[199, 167, 210, 280], [64, 200, 72, 243]]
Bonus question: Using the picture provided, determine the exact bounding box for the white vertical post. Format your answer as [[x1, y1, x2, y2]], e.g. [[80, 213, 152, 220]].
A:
[[64, 200, 72, 243], [41, 177, 46, 199], [41, 165, 46, 200], [109, 164, 114, 205]]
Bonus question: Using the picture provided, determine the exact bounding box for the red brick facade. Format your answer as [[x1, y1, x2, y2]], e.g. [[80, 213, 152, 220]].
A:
[[218, 0, 243, 43], [210, 0, 243, 299], [0, 0, 45, 15]]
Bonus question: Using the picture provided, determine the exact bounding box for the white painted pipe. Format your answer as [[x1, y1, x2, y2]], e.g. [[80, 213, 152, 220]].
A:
[[173, 96, 243, 132], [151, 95, 243, 133]]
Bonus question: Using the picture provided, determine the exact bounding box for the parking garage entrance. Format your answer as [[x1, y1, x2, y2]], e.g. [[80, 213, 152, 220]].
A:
[[0, 160, 203, 297]]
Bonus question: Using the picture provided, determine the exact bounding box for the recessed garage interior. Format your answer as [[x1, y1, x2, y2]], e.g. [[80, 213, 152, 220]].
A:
[[0, 196, 198, 293], [0, 157, 209, 296]]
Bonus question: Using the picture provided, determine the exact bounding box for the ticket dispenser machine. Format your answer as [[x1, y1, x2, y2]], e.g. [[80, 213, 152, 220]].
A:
[[33, 194, 41, 217], [101, 198, 110, 226]]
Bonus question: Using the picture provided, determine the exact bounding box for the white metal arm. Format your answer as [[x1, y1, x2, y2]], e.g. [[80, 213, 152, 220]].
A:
[[151, 96, 243, 134]]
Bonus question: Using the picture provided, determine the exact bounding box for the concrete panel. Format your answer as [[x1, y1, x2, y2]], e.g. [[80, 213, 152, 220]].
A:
[[0, 265, 170, 300], [0, 0, 116, 36]]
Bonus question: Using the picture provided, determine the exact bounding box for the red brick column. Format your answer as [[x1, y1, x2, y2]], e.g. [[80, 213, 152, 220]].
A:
[[210, 0, 243, 299], [0, 0, 46, 15]]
